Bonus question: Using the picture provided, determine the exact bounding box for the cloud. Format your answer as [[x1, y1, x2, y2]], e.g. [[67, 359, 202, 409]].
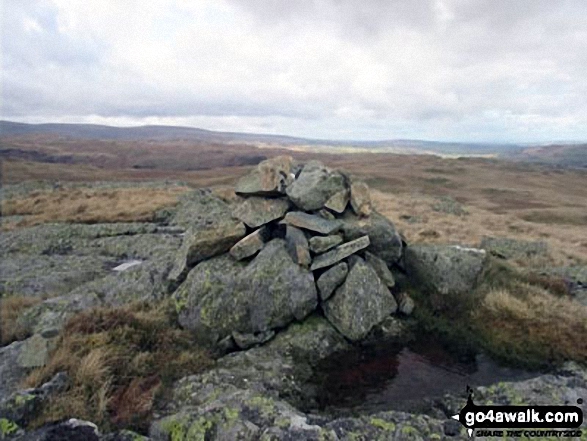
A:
[[1, 0, 587, 142]]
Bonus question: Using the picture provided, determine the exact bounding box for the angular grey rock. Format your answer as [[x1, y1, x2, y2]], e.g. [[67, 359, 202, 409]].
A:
[[232, 197, 290, 228], [310, 236, 370, 271], [175, 239, 317, 346], [232, 330, 275, 350], [308, 234, 343, 254], [317, 208, 336, 220], [480, 236, 548, 260], [285, 225, 311, 268], [316, 262, 348, 300], [284, 211, 343, 235], [324, 188, 349, 214], [229, 227, 268, 260], [235, 156, 293, 195], [323, 258, 397, 341], [168, 220, 246, 283], [286, 161, 346, 211], [0, 341, 27, 398], [365, 251, 395, 288], [405, 244, 487, 312], [350, 180, 372, 216], [341, 210, 403, 266]]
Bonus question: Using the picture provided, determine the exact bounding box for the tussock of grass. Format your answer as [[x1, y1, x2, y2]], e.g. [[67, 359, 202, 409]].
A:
[[0, 296, 43, 345], [2, 187, 187, 229], [24, 301, 214, 433]]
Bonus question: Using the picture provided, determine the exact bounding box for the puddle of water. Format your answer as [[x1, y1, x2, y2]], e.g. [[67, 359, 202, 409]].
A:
[[310, 335, 536, 415], [112, 260, 143, 272]]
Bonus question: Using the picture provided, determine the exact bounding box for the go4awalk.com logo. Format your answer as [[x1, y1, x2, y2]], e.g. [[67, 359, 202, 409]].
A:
[[451, 387, 584, 438]]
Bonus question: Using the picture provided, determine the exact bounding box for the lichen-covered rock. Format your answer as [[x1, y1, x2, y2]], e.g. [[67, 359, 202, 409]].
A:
[[232, 330, 275, 350], [308, 234, 343, 254], [0, 342, 28, 399], [365, 251, 395, 288], [285, 225, 311, 268], [480, 236, 548, 260], [16, 334, 49, 369], [232, 197, 290, 228], [323, 258, 398, 341], [13, 418, 101, 441], [341, 211, 403, 266], [168, 220, 246, 283], [235, 156, 293, 196], [175, 240, 317, 346], [286, 161, 346, 211], [284, 211, 343, 235], [310, 236, 370, 271], [317, 262, 348, 300], [324, 189, 349, 214], [405, 244, 487, 312], [229, 227, 268, 260]]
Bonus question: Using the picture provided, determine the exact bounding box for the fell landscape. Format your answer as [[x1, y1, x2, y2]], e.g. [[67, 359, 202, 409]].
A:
[[2, 1, 587, 440]]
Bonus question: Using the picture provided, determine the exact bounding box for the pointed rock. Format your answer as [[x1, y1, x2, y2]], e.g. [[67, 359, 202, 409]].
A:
[[317, 262, 348, 300], [365, 251, 395, 288], [310, 236, 370, 271], [284, 212, 343, 235], [324, 189, 349, 214], [236, 156, 293, 195], [350, 181, 372, 217], [285, 225, 311, 268], [230, 227, 268, 260], [232, 197, 290, 228]]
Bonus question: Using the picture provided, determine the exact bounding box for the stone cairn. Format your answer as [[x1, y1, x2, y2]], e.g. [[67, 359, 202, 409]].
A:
[[168, 156, 414, 350]]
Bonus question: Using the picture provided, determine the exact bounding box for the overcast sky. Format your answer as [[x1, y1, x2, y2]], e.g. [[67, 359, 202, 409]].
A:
[[2, 0, 587, 142]]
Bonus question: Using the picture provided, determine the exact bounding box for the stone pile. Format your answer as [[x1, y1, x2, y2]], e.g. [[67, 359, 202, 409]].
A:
[[168, 156, 409, 348]]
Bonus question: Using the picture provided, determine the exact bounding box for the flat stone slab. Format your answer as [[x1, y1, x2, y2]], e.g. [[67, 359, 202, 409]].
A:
[[285, 225, 311, 268], [230, 227, 268, 260], [235, 156, 293, 196], [317, 262, 348, 300], [232, 197, 290, 228], [311, 235, 370, 271], [284, 211, 343, 235], [309, 234, 343, 254], [324, 189, 349, 214], [112, 260, 142, 272]]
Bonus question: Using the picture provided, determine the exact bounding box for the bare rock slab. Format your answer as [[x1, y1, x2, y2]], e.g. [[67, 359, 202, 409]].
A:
[[309, 234, 343, 254], [236, 156, 293, 195], [232, 197, 290, 228], [284, 211, 343, 235], [310, 235, 370, 271], [286, 161, 346, 211], [285, 225, 311, 268], [323, 258, 397, 341], [317, 262, 348, 300], [230, 227, 268, 260]]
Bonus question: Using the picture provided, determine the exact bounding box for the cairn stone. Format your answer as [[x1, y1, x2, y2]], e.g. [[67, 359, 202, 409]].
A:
[[317, 262, 348, 300], [236, 156, 294, 196], [308, 234, 343, 254], [230, 227, 268, 260], [286, 161, 346, 211], [232, 197, 290, 228], [285, 225, 311, 268], [284, 211, 343, 235], [324, 188, 349, 214], [350, 181, 372, 216], [323, 258, 397, 341], [365, 251, 395, 288], [310, 236, 370, 271]]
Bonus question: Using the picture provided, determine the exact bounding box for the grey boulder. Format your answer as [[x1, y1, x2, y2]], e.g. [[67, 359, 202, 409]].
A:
[[286, 161, 346, 211]]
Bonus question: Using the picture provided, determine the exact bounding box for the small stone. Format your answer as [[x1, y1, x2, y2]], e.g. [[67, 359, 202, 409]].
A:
[[365, 251, 395, 288], [324, 189, 349, 214], [317, 262, 348, 300], [396, 292, 415, 315], [285, 226, 311, 268], [309, 235, 343, 254], [284, 212, 343, 235], [311, 236, 370, 271], [230, 227, 268, 260], [317, 209, 336, 220], [350, 181, 372, 217], [232, 197, 290, 228], [17, 334, 48, 368], [236, 156, 293, 195], [232, 330, 275, 349]]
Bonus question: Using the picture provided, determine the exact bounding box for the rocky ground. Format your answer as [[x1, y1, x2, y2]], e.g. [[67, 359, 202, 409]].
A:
[[1, 157, 586, 440]]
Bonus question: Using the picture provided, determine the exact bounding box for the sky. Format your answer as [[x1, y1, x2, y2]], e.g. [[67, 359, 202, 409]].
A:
[[2, 0, 587, 143]]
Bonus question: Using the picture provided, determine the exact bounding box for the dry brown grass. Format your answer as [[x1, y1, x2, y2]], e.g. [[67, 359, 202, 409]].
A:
[[2, 187, 189, 229], [0, 296, 43, 345], [475, 286, 587, 363], [24, 301, 214, 432]]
